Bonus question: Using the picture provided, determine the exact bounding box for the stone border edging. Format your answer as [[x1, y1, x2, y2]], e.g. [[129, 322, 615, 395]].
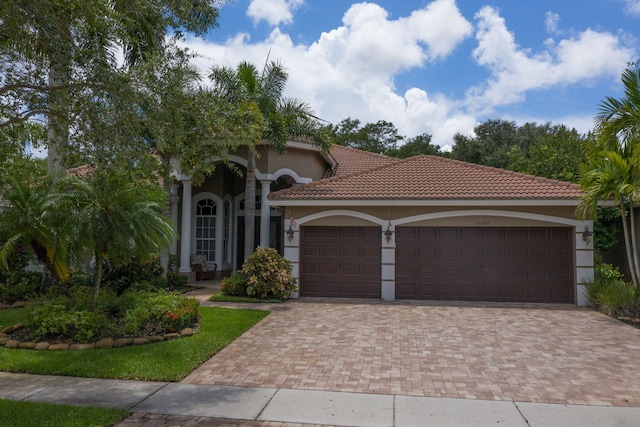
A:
[[0, 323, 196, 351]]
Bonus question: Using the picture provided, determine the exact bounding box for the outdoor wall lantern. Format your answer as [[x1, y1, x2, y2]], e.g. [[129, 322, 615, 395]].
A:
[[384, 218, 393, 243], [286, 214, 296, 242], [582, 226, 592, 244]]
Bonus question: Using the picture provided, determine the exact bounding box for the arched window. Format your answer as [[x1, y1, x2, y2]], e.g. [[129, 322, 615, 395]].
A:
[[195, 199, 216, 262]]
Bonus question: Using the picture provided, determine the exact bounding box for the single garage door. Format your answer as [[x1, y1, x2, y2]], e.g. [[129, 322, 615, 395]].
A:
[[300, 226, 381, 298], [396, 227, 574, 303]]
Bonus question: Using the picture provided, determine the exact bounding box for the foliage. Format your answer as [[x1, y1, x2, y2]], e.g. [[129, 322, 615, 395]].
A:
[[1, 0, 221, 174], [0, 175, 75, 282], [508, 125, 586, 182], [586, 262, 640, 319], [451, 119, 522, 168], [239, 247, 297, 300], [0, 399, 130, 427], [387, 133, 442, 158], [209, 293, 285, 303], [0, 243, 41, 303], [327, 117, 403, 155], [0, 122, 47, 189], [220, 273, 248, 296], [0, 307, 269, 382], [577, 65, 640, 284], [0, 272, 40, 303], [67, 172, 176, 309], [26, 301, 113, 342], [121, 290, 199, 335], [593, 207, 622, 253]]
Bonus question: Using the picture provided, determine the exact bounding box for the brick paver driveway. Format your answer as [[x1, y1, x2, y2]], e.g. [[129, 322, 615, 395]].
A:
[[183, 299, 640, 407]]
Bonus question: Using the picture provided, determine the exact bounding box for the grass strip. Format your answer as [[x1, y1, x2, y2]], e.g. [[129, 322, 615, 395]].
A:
[[0, 399, 130, 427], [0, 307, 268, 381], [208, 293, 284, 303]]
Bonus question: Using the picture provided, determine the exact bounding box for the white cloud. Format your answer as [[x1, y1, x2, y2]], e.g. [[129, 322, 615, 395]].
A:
[[545, 11, 560, 34], [247, 0, 304, 26], [182, 1, 635, 149], [625, 0, 640, 16], [468, 6, 634, 114]]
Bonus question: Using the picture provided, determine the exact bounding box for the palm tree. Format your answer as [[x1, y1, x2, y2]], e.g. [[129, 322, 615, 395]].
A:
[[0, 175, 74, 283], [209, 60, 330, 260], [578, 65, 640, 285], [69, 172, 176, 309]]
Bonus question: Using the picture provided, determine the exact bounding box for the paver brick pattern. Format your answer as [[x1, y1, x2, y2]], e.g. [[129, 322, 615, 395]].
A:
[[184, 299, 640, 407]]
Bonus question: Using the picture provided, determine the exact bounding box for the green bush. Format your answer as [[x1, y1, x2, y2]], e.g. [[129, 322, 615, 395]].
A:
[[587, 261, 640, 319], [26, 301, 112, 342], [220, 273, 248, 296], [240, 247, 296, 300], [122, 290, 199, 335], [0, 272, 41, 303]]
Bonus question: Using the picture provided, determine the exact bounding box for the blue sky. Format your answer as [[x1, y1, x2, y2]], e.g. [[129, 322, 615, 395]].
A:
[[181, 0, 640, 149]]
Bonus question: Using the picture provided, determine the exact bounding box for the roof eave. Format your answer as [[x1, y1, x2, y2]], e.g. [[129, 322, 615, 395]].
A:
[[267, 198, 585, 207]]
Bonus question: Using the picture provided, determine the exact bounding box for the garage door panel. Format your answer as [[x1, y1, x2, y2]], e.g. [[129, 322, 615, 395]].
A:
[[301, 226, 381, 298], [396, 226, 574, 303]]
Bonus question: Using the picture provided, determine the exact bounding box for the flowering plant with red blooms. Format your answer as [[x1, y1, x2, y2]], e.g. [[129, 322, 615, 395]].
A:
[[160, 298, 199, 333]]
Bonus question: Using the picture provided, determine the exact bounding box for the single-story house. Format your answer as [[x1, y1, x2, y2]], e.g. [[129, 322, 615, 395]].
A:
[[170, 142, 593, 306]]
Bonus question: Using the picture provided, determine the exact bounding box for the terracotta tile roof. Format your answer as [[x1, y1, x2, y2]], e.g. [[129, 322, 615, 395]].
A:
[[325, 145, 398, 178], [270, 155, 582, 201]]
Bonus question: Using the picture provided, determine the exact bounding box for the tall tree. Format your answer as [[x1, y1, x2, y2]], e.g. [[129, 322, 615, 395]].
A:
[[328, 118, 403, 155], [451, 119, 520, 168], [209, 60, 330, 259], [1, 0, 222, 175], [508, 125, 586, 182], [578, 65, 640, 285], [388, 133, 441, 158]]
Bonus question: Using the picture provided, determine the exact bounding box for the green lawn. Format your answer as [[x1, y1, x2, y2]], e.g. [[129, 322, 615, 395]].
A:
[[0, 399, 130, 427], [0, 306, 269, 381]]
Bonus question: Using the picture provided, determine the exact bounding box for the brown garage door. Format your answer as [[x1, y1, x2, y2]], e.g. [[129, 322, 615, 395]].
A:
[[396, 227, 574, 303], [300, 226, 381, 298]]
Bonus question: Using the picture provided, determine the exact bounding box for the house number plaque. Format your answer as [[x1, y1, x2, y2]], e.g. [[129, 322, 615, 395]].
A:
[[473, 220, 491, 226]]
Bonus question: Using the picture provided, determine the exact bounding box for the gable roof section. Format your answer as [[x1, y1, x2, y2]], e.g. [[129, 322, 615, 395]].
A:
[[269, 154, 582, 204], [324, 145, 398, 178]]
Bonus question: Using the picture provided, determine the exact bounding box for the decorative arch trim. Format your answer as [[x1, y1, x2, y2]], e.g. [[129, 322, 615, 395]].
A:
[[295, 209, 586, 228], [269, 168, 313, 184], [297, 210, 385, 226], [395, 209, 586, 227]]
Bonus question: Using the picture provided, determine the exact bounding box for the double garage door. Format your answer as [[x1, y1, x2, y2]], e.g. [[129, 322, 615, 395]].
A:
[[300, 226, 574, 303]]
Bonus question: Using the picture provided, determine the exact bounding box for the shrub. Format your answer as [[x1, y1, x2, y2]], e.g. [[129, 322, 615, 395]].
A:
[[587, 261, 640, 319], [0, 272, 41, 303], [122, 290, 199, 335], [26, 301, 113, 342], [220, 273, 248, 296], [101, 256, 163, 295], [239, 247, 296, 300]]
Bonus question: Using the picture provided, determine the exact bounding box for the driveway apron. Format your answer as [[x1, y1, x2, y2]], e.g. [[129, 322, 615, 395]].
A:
[[184, 299, 640, 407]]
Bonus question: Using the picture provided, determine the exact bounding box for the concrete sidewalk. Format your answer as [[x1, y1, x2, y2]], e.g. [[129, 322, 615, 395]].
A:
[[2, 372, 640, 426]]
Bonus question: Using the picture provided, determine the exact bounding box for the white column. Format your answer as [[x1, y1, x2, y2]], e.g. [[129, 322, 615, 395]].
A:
[[178, 180, 193, 273], [169, 183, 180, 256], [260, 180, 272, 248], [381, 223, 396, 301]]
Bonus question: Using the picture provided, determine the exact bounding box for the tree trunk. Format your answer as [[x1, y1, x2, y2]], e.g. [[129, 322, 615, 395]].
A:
[[620, 203, 639, 285], [244, 148, 256, 261], [92, 250, 103, 311], [46, 65, 70, 176], [630, 204, 640, 285]]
